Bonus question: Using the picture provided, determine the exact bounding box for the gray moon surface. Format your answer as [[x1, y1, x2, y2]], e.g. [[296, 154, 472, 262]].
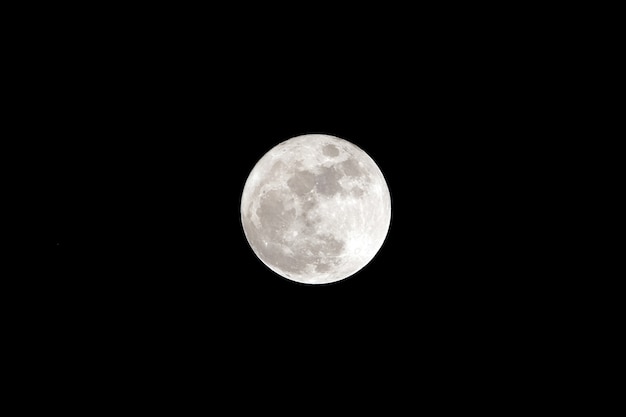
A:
[[241, 134, 391, 284]]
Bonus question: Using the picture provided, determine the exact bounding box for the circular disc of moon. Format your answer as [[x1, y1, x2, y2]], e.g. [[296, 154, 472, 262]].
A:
[[241, 134, 391, 284]]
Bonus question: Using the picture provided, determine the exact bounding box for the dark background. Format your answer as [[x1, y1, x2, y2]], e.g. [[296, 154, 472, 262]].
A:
[[22, 4, 570, 405]]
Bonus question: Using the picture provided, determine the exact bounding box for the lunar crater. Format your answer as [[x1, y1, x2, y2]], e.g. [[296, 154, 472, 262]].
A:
[[322, 144, 340, 157], [287, 169, 316, 196], [314, 166, 344, 196]]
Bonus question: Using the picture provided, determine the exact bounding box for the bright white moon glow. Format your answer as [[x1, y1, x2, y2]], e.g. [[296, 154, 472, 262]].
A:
[[241, 134, 391, 284]]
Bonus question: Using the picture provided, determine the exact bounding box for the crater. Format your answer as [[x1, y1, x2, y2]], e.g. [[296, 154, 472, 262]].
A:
[[315, 262, 332, 273], [321, 234, 345, 256], [261, 241, 309, 275], [256, 190, 296, 239], [302, 212, 321, 235], [351, 187, 365, 197], [287, 169, 316, 196], [301, 197, 317, 213], [310, 233, 345, 257], [315, 166, 345, 196], [340, 158, 366, 178], [268, 161, 286, 180], [322, 144, 340, 157]]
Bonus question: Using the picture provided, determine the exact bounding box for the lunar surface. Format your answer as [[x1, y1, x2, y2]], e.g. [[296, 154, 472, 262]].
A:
[[241, 134, 391, 284]]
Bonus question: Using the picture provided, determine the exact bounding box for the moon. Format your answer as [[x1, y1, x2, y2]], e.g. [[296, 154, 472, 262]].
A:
[[240, 134, 391, 284]]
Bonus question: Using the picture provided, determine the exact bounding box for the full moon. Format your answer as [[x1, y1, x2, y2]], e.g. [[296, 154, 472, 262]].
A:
[[241, 134, 391, 284]]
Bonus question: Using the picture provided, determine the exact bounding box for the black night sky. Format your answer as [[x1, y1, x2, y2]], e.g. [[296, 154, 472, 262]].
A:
[[34, 5, 558, 403]]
